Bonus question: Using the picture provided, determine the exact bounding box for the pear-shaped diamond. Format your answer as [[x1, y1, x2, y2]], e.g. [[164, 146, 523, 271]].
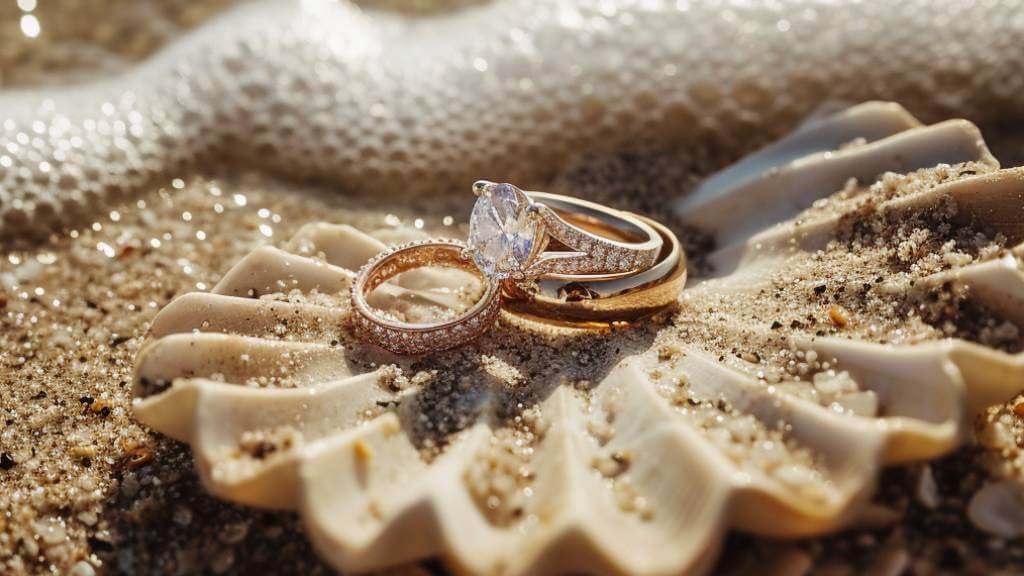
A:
[[468, 183, 539, 279]]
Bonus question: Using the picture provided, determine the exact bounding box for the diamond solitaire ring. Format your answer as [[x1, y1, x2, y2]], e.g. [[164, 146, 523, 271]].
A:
[[468, 181, 662, 280], [350, 181, 668, 354]]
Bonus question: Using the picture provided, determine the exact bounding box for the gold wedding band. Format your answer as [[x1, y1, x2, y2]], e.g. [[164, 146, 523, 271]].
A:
[[501, 212, 686, 326]]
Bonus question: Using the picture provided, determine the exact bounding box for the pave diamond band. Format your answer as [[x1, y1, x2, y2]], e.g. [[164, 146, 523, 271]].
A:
[[351, 181, 675, 355], [522, 190, 662, 279], [351, 240, 501, 354]]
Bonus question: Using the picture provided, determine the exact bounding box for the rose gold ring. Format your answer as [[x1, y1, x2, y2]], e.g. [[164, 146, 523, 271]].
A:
[[351, 181, 671, 355], [350, 239, 501, 355]]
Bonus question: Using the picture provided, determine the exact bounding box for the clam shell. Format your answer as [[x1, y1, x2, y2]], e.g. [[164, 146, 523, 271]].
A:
[[134, 102, 1024, 575]]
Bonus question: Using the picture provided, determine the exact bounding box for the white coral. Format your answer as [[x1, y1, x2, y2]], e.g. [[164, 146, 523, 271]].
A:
[[2, 0, 1024, 235]]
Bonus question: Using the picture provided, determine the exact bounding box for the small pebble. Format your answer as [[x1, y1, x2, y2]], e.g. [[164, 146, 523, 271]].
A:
[[69, 560, 96, 576]]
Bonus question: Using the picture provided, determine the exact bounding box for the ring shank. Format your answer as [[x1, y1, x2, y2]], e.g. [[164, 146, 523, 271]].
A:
[[530, 192, 651, 241], [360, 242, 480, 295], [526, 191, 663, 277]]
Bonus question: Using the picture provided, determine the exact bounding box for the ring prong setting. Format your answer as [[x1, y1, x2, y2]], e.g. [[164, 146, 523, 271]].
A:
[[472, 180, 493, 196]]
